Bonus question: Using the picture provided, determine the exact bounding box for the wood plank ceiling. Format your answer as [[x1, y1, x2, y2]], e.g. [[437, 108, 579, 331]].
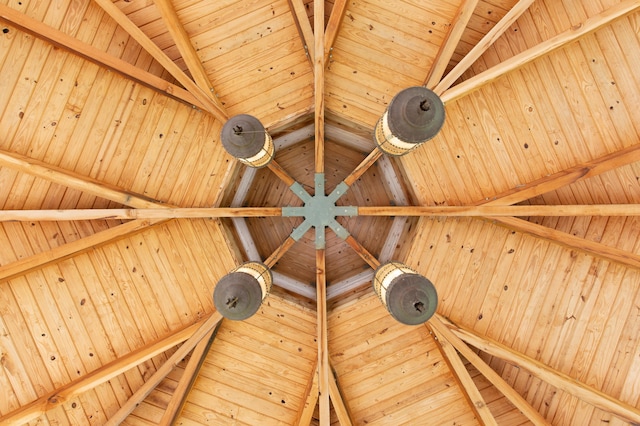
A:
[[0, 0, 639, 425]]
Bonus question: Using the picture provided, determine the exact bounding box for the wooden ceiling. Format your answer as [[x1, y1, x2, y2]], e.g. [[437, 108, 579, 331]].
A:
[[1, 0, 640, 425]]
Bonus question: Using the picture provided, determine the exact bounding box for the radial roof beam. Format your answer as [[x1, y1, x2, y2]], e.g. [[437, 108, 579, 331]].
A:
[[105, 312, 224, 425], [442, 316, 640, 424], [425, 0, 480, 89], [434, 0, 534, 95], [441, 0, 640, 103], [324, 0, 349, 63], [159, 323, 221, 424], [477, 142, 640, 206], [430, 315, 551, 425], [153, 0, 223, 103], [328, 363, 353, 426], [428, 321, 497, 426], [287, 0, 315, 67], [92, 0, 228, 122], [488, 216, 640, 270], [0, 317, 210, 425], [0, 4, 205, 110], [316, 249, 330, 425], [315, 0, 326, 175], [296, 364, 319, 426]]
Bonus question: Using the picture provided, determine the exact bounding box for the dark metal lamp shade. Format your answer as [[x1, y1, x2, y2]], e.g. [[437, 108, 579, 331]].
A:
[[213, 262, 273, 320], [221, 114, 274, 168], [373, 261, 438, 325], [374, 86, 445, 156]]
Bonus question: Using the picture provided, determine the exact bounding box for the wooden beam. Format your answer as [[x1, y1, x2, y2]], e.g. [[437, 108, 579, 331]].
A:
[[231, 218, 261, 261], [379, 217, 407, 262], [153, 0, 225, 114], [160, 322, 221, 424], [441, 316, 640, 424], [267, 160, 297, 187], [0, 219, 161, 284], [0, 4, 206, 110], [0, 207, 283, 221], [314, 0, 325, 174], [0, 149, 169, 209], [425, 0, 480, 88], [316, 248, 330, 425], [343, 148, 383, 187], [488, 216, 640, 270], [326, 270, 373, 301], [272, 271, 316, 300], [264, 236, 297, 268], [92, 0, 228, 122], [324, 0, 348, 63], [328, 364, 353, 426], [428, 321, 497, 426], [105, 311, 224, 425], [287, 0, 315, 67], [441, 0, 640, 103], [0, 316, 210, 425], [358, 204, 640, 217], [435, 0, 534, 95], [296, 365, 319, 426], [344, 235, 380, 270], [478, 142, 640, 206], [430, 315, 551, 425]]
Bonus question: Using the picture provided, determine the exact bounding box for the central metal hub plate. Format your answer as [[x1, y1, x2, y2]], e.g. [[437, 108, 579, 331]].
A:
[[282, 174, 357, 249]]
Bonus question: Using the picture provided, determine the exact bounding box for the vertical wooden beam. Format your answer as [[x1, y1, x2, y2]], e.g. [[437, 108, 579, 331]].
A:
[[105, 312, 224, 425], [430, 315, 551, 425], [160, 323, 221, 424], [153, 0, 226, 114], [428, 322, 497, 426], [425, 0, 480, 88], [441, 316, 640, 424], [316, 249, 330, 425], [314, 0, 325, 174], [434, 0, 535, 95]]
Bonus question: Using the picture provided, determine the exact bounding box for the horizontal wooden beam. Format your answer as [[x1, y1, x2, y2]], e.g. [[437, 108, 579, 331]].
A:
[[488, 216, 640, 270], [434, 0, 534, 94], [93, 0, 227, 122], [430, 315, 551, 425], [442, 316, 640, 424], [479, 142, 640, 206], [0, 219, 162, 284], [105, 312, 223, 425], [0, 316, 210, 424], [358, 204, 640, 217], [0, 207, 283, 221], [0, 4, 206, 110], [441, 0, 640, 103]]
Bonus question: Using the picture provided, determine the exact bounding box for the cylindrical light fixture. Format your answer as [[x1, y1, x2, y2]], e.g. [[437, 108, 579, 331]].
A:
[[213, 261, 273, 320], [374, 86, 445, 156], [373, 261, 437, 325], [220, 114, 274, 168]]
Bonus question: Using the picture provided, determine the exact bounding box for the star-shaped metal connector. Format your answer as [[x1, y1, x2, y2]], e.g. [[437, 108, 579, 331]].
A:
[[282, 173, 358, 249]]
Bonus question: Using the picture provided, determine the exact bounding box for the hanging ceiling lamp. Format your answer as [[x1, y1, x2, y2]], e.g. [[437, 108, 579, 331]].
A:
[[374, 86, 445, 156], [213, 262, 273, 320], [373, 261, 438, 325], [221, 114, 274, 168]]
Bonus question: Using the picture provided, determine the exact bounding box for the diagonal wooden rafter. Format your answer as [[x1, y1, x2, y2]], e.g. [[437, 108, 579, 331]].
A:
[[287, 0, 315, 67], [0, 316, 210, 425], [0, 4, 206, 110], [324, 0, 349, 64], [153, 0, 223, 103], [296, 364, 319, 426], [328, 363, 353, 426], [92, 0, 228, 122], [159, 321, 221, 424], [434, 0, 535, 95], [429, 315, 551, 425], [428, 321, 497, 426], [487, 216, 640, 270], [425, 0, 481, 89], [441, 0, 640, 103], [477, 142, 640, 206], [440, 316, 640, 424], [105, 311, 224, 425]]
